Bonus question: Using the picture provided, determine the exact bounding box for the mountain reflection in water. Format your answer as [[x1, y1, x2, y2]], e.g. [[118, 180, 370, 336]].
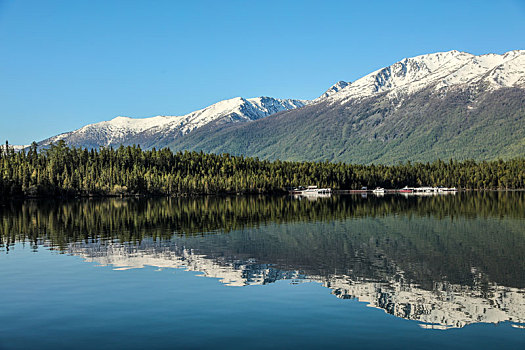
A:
[[1, 193, 524, 330]]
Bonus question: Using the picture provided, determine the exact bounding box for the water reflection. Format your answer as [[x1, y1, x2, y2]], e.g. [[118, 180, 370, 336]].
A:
[[1, 193, 525, 330], [65, 237, 524, 330]]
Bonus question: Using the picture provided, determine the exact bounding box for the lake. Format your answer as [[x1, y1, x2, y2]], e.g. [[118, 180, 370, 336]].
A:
[[1, 193, 524, 349]]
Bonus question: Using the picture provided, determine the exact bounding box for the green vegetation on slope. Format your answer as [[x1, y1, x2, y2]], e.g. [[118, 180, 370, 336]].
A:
[[169, 87, 525, 164]]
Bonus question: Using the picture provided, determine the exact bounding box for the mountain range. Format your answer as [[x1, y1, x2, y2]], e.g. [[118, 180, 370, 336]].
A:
[[33, 50, 525, 163], [38, 97, 307, 150]]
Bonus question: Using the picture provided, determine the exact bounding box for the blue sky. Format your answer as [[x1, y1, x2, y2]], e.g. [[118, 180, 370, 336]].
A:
[[1, 0, 524, 144]]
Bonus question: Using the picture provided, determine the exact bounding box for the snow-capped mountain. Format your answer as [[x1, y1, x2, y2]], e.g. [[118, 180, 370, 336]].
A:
[[319, 50, 525, 103], [9, 144, 29, 152], [39, 96, 306, 149]]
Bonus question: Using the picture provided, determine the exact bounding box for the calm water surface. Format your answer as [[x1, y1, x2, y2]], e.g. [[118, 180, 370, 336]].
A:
[[1, 193, 524, 349]]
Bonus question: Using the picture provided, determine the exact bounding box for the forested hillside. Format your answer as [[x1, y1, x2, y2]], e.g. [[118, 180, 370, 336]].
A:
[[169, 87, 525, 163], [1, 141, 523, 198]]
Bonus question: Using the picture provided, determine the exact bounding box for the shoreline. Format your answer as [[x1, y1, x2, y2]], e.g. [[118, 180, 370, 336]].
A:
[[1, 188, 524, 202]]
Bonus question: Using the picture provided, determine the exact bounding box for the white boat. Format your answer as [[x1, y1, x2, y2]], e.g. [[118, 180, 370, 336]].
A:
[[437, 187, 458, 192], [292, 186, 331, 196], [372, 187, 385, 194]]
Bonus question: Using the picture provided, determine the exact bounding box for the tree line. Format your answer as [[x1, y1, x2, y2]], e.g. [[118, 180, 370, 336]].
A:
[[1, 140, 524, 198]]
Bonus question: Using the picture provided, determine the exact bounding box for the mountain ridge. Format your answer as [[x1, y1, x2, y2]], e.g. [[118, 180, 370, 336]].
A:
[[321, 49, 525, 103]]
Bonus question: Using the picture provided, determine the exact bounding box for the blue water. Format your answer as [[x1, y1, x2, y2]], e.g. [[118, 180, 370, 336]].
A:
[[0, 195, 524, 349]]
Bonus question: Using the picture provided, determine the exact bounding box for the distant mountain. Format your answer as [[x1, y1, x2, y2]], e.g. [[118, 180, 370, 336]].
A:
[[169, 50, 525, 163], [38, 97, 307, 149], [10, 144, 29, 152]]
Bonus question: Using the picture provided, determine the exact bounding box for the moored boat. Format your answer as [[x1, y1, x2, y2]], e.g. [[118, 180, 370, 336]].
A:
[[438, 187, 458, 192], [291, 186, 331, 196], [399, 186, 413, 193], [372, 187, 385, 194]]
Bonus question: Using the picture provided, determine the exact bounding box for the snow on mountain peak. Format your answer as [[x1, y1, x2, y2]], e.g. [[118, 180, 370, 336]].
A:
[[322, 50, 525, 103], [316, 81, 351, 101], [171, 96, 307, 134]]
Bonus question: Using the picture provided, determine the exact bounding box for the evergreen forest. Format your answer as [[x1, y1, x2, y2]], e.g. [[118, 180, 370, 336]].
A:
[[1, 141, 524, 198]]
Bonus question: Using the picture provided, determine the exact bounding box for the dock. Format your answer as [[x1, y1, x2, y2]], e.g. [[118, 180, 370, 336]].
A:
[[335, 186, 458, 195]]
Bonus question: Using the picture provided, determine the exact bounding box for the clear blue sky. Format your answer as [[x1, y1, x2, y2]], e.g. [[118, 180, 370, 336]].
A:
[[1, 0, 524, 145]]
